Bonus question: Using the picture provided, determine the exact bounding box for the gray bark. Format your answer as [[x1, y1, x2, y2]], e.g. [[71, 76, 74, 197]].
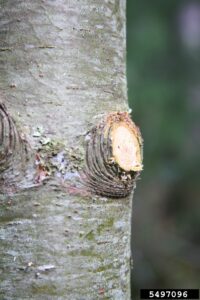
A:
[[0, 1, 132, 299]]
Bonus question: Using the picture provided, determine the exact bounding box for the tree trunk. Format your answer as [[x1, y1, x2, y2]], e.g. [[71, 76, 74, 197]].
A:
[[0, 1, 140, 299]]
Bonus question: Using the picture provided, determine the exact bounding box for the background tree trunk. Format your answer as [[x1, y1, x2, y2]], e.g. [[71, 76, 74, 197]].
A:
[[0, 1, 134, 299]]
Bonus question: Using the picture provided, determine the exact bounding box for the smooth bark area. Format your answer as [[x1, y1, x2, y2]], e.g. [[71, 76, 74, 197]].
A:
[[0, 1, 134, 299]]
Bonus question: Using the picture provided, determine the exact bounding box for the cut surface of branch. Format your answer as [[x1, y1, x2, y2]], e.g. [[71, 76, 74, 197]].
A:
[[111, 122, 143, 172], [85, 112, 143, 198]]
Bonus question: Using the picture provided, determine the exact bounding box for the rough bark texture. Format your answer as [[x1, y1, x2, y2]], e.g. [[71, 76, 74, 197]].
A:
[[0, 1, 133, 299]]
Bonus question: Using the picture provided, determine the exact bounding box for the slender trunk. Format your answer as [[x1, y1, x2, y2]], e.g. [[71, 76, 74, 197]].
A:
[[0, 1, 140, 299]]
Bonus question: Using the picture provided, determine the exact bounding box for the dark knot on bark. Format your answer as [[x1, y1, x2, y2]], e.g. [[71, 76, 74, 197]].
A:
[[84, 112, 143, 198], [0, 103, 27, 182]]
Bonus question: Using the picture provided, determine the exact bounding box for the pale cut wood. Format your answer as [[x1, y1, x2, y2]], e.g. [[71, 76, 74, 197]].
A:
[[112, 123, 143, 172]]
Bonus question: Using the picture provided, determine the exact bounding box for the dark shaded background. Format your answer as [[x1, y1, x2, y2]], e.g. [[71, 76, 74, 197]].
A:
[[127, 1, 200, 298]]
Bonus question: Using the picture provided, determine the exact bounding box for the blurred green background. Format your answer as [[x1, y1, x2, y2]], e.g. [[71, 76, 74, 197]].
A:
[[127, 0, 200, 298]]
